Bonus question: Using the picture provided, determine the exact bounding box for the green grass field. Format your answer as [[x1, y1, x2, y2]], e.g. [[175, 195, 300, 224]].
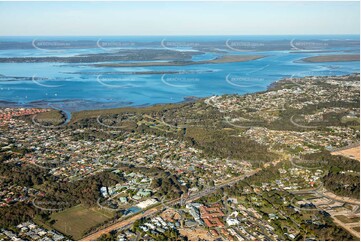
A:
[[34, 110, 66, 126], [50, 204, 115, 240]]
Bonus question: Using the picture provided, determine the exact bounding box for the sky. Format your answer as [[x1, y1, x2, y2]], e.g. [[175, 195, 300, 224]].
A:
[[0, 1, 359, 36]]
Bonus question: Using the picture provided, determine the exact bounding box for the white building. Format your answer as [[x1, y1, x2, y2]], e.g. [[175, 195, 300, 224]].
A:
[[226, 218, 240, 226], [136, 198, 158, 209]]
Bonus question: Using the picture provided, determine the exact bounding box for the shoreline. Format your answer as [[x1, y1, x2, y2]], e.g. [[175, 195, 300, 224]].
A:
[[0, 72, 359, 121]]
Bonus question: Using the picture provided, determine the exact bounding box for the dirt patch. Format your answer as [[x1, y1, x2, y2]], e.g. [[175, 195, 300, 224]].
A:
[[179, 228, 216, 241], [332, 146, 360, 161]]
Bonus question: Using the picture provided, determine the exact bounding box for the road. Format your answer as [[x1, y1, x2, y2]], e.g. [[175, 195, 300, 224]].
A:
[[321, 190, 360, 205], [289, 115, 318, 129], [290, 180, 360, 239], [80, 168, 260, 241], [80, 207, 159, 241]]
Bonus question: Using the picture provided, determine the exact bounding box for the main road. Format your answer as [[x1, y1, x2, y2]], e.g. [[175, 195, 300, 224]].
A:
[[80, 168, 260, 241]]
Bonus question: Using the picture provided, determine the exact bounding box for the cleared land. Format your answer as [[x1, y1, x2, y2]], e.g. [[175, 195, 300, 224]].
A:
[[33, 110, 66, 126], [93, 55, 264, 67], [50, 204, 114, 240], [179, 228, 216, 241], [302, 54, 360, 63], [335, 215, 360, 224], [332, 146, 360, 161], [332, 214, 360, 238]]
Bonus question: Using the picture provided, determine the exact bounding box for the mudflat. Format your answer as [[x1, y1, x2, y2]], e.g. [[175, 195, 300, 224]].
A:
[[302, 54, 360, 63], [93, 55, 265, 67]]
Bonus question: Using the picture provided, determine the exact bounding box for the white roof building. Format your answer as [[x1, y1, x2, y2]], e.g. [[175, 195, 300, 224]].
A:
[[136, 198, 158, 209]]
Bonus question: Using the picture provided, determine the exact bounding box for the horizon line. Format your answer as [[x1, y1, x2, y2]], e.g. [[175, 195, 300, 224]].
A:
[[1, 34, 360, 37]]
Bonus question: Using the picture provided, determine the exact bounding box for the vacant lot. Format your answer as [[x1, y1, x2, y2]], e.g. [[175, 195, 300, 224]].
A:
[[50, 204, 114, 240], [332, 146, 360, 161], [335, 215, 360, 224], [179, 228, 215, 241], [34, 110, 66, 126]]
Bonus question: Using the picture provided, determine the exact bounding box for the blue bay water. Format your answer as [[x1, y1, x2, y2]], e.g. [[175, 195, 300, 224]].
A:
[[0, 36, 359, 112]]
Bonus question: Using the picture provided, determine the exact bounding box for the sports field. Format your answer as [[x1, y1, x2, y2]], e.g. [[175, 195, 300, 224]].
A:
[[50, 204, 115, 240]]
